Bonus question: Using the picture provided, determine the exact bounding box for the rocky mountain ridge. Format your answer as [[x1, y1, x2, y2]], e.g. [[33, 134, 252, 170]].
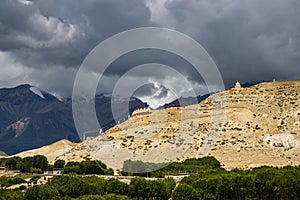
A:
[[0, 84, 148, 155]]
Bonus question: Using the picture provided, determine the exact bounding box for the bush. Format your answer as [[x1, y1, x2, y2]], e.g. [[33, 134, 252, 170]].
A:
[[19, 185, 27, 190], [122, 156, 221, 177], [171, 183, 200, 200], [76, 194, 132, 200], [63, 160, 112, 175], [105, 178, 128, 195], [54, 160, 65, 168], [0, 176, 11, 188], [0, 189, 23, 200], [30, 167, 42, 174], [179, 166, 300, 200], [4, 157, 300, 200], [30, 176, 41, 185], [1, 155, 50, 173], [24, 185, 60, 200], [9, 177, 26, 185]]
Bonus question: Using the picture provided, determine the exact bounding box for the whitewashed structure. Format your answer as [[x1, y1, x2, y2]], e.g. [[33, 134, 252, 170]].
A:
[[132, 107, 151, 116], [44, 168, 63, 175], [235, 80, 242, 89]]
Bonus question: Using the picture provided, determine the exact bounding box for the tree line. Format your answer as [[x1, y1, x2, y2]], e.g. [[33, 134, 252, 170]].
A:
[[23, 175, 175, 200], [121, 156, 221, 177], [2, 156, 300, 199], [0, 156, 113, 175], [0, 155, 49, 173], [172, 166, 300, 199]]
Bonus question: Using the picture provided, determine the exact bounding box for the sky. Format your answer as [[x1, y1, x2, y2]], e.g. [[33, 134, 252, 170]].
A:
[[0, 0, 299, 107]]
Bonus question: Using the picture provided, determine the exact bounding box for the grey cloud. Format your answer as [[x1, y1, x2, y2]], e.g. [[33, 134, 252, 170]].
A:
[[0, 0, 160, 98], [153, 85, 169, 99], [99, 0, 300, 95], [165, 0, 300, 86], [96, 49, 206, 98], [0, 0, 156, 68], [104, 49, 199, 78], [0, 0, 299, 102], [133, 83, 170, 99]]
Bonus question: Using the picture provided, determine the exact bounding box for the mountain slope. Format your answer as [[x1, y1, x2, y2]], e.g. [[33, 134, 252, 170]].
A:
[[14, 139, 77, 163], [64, 94, 149, 133], [163, 93, 211, 108], [0, 85, 79, 155], [0, 85, 148, 155], [83, 79, 300, 170], [95, 95, 148, 131], [11, 79, 300, 171], [161, 81, 260, 109]]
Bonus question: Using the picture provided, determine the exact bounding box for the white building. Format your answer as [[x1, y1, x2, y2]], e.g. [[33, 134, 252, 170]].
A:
[[44, 168, 63, 175], [235, 80, 242, 89], [132, 107, 151, 116]]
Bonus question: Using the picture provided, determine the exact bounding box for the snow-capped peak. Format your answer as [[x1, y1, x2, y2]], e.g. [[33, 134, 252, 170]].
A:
[[30, 86, 45, 99]]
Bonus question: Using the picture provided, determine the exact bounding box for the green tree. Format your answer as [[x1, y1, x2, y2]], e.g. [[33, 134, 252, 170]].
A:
[[105, 178, 128, 195], [3, 157, 22, 170], [82, 176, 106, 195], [24, 185, 60, 200], [63, 162, 81, 174], [129, 177, 151, 199], [0, 176, 11, 188], [172, 183, 200, 200], [0, 189, 24, 200], [20, 156, 33, 173], [63, 160, 111, 175], [9, 177, 26, 185], [32, 155, 49, 172], [50, 175, 89, 198], [30, 167, 43, 174], [81, 160, 105, 174], [102, 194, 132, 200], [54, 160, 65, 168]]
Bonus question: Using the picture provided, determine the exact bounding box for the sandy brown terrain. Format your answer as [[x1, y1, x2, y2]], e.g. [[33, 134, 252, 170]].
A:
[[14, 139, 90, 164], [11, 79, 300, 171]]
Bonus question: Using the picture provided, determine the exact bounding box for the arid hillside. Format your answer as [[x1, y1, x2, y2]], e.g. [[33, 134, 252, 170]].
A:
[[12, 79, 300, 171]]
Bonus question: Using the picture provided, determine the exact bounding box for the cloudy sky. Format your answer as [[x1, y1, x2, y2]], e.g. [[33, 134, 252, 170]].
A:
[[0, 0, 299, 107]]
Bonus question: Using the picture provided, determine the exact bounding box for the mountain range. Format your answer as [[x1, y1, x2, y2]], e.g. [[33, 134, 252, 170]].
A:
[[14, 79, 300, 171], [0, 81, 260, 155], [0, 84, 147, 155]]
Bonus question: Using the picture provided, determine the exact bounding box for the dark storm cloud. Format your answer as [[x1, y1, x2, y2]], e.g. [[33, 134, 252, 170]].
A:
[[103, 49, 200, 80], [0, 0, 156, 68], [0, 0, 159, 98], [165, 0, 300, 86], [0, 0, 299, 101], [97, 49, 206, 97]]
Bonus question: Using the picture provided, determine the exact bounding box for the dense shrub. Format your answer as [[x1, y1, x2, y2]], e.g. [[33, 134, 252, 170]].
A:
[[3, 157, 300, 200], [0, 189, 24, 200], [9, 177, 26, 185], [63, 160, 113, 175], [53, 160, 65, 168], [173, 166, 300, 200], [122, 156, 221, 177], [24, 185, 60, 200], [0, 155, 50, 173]]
